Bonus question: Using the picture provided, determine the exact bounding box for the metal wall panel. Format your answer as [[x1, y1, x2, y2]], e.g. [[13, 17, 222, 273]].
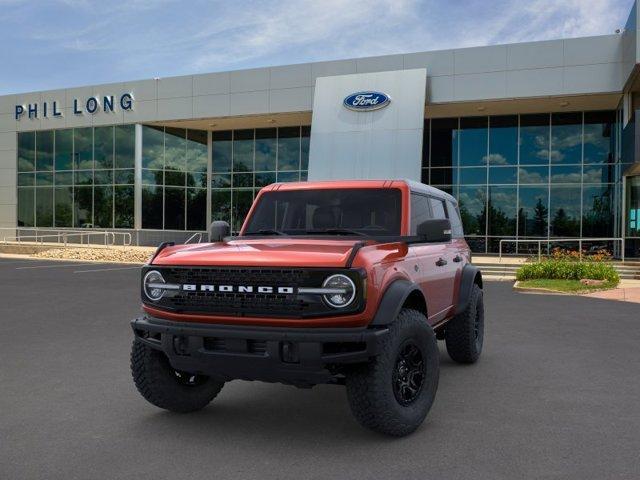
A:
[[308, 69, 426, 181]]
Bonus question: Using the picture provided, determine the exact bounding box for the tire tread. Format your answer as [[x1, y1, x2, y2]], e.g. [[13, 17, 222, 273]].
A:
[[131, 341, 224, 413], [445, 284, 483, 364], [346, 309, 439, 436]]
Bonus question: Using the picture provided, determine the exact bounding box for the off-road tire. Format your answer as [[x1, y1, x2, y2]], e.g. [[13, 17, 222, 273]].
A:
[[345, 309, 439, 436], [445, 283, 484, 364], [131, 341, 224, 413]]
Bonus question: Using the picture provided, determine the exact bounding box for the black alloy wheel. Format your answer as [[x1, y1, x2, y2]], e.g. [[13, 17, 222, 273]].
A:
[[392, 341, 426, 406]]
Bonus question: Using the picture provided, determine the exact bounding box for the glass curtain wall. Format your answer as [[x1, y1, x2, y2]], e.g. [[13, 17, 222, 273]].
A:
[[19, 114, 620, 248], [18, 125, 310, 233], [141, 126, 208, 231], [17, 125, 135, 228], [212, 126, 310, 232], [423, 111, 619, 253]]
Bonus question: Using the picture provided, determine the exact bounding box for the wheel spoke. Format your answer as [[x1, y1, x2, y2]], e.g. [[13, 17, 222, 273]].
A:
[[393, 341, 426, 406], [409, 371, 422, 389], [401, 385, 412, 400]]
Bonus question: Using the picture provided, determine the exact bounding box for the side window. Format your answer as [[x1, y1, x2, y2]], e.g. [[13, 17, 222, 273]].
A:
[[446, 200, 464, 238], [410, 193, 432, 234], [429, 197, 447, 220]]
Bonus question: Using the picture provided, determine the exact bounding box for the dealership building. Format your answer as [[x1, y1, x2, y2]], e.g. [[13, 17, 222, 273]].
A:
[[2, 5, 640, 256]]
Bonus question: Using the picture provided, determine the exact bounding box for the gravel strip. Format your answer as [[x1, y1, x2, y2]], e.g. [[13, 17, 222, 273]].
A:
[[32, 247, 154, 264]]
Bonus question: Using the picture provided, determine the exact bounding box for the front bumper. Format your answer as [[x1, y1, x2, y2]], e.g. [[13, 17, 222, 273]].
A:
[[131, 316, 389, 387]]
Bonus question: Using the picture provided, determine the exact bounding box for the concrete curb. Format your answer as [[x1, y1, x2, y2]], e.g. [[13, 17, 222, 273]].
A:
[[513, 280, 621, 296], [512, 281, 570, 295], [482, 274, 516, 281]]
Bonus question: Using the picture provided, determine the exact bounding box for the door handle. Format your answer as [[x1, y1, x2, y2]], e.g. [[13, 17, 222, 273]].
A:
[[435, 258, 447, 267], [453, 255, 463, 263]]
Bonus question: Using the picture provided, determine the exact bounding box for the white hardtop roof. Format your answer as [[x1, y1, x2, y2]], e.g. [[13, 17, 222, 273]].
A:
[[403, 179, 457, 205]]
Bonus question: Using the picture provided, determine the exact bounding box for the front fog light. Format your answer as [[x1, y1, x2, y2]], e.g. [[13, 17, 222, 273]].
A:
[[143, 270, 166, 301], [322, 274, 356, 308]]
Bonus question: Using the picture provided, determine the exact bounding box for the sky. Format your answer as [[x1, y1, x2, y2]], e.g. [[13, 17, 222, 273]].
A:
[[0, 0, 636, 95]]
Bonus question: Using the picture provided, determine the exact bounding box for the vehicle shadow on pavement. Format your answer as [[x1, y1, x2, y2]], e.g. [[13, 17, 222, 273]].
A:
[[126, 348, 464, 444]]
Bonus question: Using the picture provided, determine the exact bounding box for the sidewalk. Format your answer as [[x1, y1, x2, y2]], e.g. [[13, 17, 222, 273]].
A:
[[474, 255, 527, 265], [582, 280, 640, 304]]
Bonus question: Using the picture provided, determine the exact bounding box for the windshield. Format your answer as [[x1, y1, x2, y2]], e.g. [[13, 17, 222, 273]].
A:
[[243, 188, 402, 236]]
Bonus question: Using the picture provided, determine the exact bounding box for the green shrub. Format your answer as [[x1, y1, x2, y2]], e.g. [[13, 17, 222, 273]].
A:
[[516, 260, 619, 284]]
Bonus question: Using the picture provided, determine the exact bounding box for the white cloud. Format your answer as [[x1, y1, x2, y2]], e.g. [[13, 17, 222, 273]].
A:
[[584, 167, 606, 183], [518, 167, 546, 184], [488, 190, 518, 213], [483, 153, 508, 165], [188, 0, 420, 69], [453, 0, 631, 47], [550, 171, 582, 183], [0, 0, 634, 93]]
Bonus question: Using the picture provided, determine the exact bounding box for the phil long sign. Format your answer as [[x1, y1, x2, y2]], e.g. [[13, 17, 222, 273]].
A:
[[15, 93, 134, 120]]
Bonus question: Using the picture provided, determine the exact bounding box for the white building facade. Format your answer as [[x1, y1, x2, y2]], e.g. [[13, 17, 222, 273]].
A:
[[2, 2, 640, 255]]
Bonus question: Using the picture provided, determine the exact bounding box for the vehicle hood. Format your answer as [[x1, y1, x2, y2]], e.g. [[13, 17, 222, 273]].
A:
[[151, 238, 363, 268]]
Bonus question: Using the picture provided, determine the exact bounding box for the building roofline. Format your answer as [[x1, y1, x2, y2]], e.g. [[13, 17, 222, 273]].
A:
[[0, 32, 628, 98]]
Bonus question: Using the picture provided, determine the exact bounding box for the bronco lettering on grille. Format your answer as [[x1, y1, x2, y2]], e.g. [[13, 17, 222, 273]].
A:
[[181, 284, 295, 294]]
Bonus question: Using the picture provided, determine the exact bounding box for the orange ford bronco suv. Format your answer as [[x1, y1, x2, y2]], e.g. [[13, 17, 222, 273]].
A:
[[131, 180, 484, 436]]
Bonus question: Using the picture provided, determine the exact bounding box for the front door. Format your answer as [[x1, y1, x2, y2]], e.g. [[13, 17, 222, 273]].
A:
[[410, 195, 458, 323], [625, 175, 640, 257], [413, 242, 457, 323]]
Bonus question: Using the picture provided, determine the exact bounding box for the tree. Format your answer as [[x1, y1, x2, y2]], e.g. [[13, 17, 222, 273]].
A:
[[486, 200, 515, 236], [583, 193, 611, 237], [457, 198, 479, 235], [533, 198, 548, 236], [551, 208, 579, 237]]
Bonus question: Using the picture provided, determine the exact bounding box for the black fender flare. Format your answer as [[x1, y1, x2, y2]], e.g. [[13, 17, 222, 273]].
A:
[[370, 279, 426, 326], [455, 264, 483, 315]]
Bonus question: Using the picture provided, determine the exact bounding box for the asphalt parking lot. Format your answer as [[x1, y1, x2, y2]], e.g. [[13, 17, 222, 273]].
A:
[[1, 257, 639, 480]]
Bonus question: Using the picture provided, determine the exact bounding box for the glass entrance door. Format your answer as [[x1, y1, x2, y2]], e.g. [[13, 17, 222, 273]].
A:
[[625, 176, 640, 257]]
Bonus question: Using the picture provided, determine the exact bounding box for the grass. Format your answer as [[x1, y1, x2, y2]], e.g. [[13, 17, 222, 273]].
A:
[[517, 278, 618, 293]]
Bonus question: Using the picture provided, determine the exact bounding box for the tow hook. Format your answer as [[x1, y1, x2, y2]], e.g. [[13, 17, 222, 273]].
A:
[[173, 336, 190, 356]]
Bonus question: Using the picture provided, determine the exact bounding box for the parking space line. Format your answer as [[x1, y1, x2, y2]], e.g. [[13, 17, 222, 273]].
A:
[[16, 263, 100, 270], [0, 260, 60, 266], [74, 266, 141, 273]]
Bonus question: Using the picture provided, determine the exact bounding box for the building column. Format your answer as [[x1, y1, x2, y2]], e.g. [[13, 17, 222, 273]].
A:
[[134, 124, 143, 232], [206, 130, 212, 234]]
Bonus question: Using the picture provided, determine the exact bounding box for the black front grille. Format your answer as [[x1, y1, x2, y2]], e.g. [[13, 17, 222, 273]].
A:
[[165, 267, 312, 287], [171, 289, 309, 315], [143, 266, 364, 319]]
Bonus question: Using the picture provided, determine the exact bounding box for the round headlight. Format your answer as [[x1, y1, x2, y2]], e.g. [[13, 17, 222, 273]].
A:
[[322, 274, 356, 309], [143, 270, 166, 301]]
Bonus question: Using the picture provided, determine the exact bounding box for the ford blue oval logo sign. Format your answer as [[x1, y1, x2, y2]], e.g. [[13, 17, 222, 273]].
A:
[[343, 91, 391, 111]]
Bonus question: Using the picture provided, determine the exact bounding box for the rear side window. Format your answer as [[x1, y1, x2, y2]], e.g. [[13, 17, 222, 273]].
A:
[[446, 200, 464, 238], [410, 194, 432, 234], [429, 198, 447, 220]]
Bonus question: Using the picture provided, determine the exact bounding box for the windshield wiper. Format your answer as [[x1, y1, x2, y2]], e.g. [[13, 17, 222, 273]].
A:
[[305, 228, 367, 237], [245, 229, 287, 236]]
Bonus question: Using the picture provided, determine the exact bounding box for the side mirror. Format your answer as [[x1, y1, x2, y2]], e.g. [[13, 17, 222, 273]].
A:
[[416, 219, 452, 243], [209, 221, 230, 242]]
